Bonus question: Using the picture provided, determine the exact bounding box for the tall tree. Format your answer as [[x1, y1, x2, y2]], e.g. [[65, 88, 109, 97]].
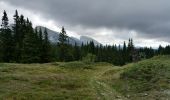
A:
[[127, 38, 134, 62], [41, 28, 51, 63], [58, 27, 69, 61], [58, 27, 68, 44], [88, 41, 95, 54], [123, 41, 127, 62], [13, 10, 21, 62], [38, 28, 44, 62], [73, 43, 81, 60], [0, 10, 14, 62], [21, 20, 39, 63]]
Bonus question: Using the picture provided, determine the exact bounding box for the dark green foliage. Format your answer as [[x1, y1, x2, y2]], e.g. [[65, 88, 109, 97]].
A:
[[1, 10, 8, 29], [40, 28, 51, 63], [73, 43, 81, 61], [21, 20, 39, 63], [157, 45, 170, 55], [0, 10, 52, 63], [58, 27, 73, 62], [0, 10, 14, 62], [13, 10, 21, 62], [59, 27, 68, 44]]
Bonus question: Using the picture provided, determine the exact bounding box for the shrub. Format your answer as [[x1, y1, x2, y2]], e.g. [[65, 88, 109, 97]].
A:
[[82, 53, 96, 64]]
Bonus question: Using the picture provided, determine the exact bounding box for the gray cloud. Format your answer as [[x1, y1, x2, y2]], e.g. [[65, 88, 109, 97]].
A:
[[2, 0, 170, 43]]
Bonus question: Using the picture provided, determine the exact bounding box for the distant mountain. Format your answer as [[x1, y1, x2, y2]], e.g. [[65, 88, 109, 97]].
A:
[[36, 26, 101, 46], [36, 26, 60, 43], [80, 36, 101, 46]]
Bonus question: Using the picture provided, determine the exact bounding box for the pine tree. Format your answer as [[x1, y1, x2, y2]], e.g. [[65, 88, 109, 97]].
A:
[[123, 41, 127, 52], [1, 10, 8, 29], [59, 27, 68, 44], [73, 43, 81, 60], [127, 38, 134, 62], [21, 20, 39, 63], [158, 45, 163, 55], [123, 41, 127, 62], [38, 27, 44, 62], [13, 10, 22, 62], [88, 41, 95, 54], [41, 28, 51, 63], [0, 10, 14, 62], [58, 27, 69, 61]]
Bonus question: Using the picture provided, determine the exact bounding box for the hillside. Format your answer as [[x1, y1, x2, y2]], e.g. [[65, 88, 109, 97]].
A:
[[99, 55, 170, 100], [0, 56, 169, 100]]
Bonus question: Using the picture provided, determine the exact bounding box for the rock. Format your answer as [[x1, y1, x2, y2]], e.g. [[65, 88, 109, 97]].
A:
[[144, 93, 148, 96], [126, 94, 130, 98]]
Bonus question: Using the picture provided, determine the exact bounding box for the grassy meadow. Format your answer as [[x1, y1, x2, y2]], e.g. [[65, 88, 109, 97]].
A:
[[0, 56, 169, 100]]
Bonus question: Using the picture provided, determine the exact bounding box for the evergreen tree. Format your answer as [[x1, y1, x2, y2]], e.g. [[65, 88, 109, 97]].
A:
[[1, 10, 8, 29], [21, 20, 39, 63], [127, 38, 134, 62], [123, 41, 127, 52], [38, 28, 44, 62], [158, 45, 163, 55], [0, 10, 14, 62], [88, 41, 95, 54], [13, 10, 22, 62], [58, 27, 69, 61], [59, 27, 68, 44], [123, 41, 127, 63], [73, 43, 81, 60], [41, 28, 51, 63]]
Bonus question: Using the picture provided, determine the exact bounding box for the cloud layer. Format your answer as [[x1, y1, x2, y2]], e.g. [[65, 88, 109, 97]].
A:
[[1, 0, 170, 47]]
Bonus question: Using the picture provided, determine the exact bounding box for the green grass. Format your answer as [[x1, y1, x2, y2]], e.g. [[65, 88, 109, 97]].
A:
[[99, 55, 170, 100], [0, 56, 169, 100], [0, 62, 114, 100]]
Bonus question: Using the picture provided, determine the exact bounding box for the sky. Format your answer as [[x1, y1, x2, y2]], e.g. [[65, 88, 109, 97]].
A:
[[0, 0, 170, 48]]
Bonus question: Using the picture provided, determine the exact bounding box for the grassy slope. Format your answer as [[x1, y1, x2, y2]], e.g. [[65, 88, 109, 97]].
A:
[[0, 55, 169, 100], [99, 55, 170, 100]]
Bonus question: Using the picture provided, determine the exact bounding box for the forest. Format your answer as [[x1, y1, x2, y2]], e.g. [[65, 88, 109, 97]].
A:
[[0, 10, 170, 65]]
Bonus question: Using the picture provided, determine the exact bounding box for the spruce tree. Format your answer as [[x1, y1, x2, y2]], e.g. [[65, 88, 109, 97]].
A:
[[38, 28, 43, 62], [59, 27, 68, 44], [0, 10, 14, 62], [73, 43, 81, 60], [41, 28, 51, 63], [58, 27, 69, 61], [127, 38, 134, 62], [13, 10, 22, 62], [123, 41, 127, 62], [21, 20, 39, 63], [88, 41, 95, 54]]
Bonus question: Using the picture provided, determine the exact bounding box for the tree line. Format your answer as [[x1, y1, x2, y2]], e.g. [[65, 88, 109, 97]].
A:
[[0, 10, 170, 65], [0, 10, 50, 63]]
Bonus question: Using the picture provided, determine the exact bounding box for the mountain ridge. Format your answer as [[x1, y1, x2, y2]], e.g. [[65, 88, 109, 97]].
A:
[[36, 26, 101, 46]]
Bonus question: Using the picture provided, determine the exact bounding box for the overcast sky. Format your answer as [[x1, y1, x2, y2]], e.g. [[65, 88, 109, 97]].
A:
[[0, 0, 170, 48]]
